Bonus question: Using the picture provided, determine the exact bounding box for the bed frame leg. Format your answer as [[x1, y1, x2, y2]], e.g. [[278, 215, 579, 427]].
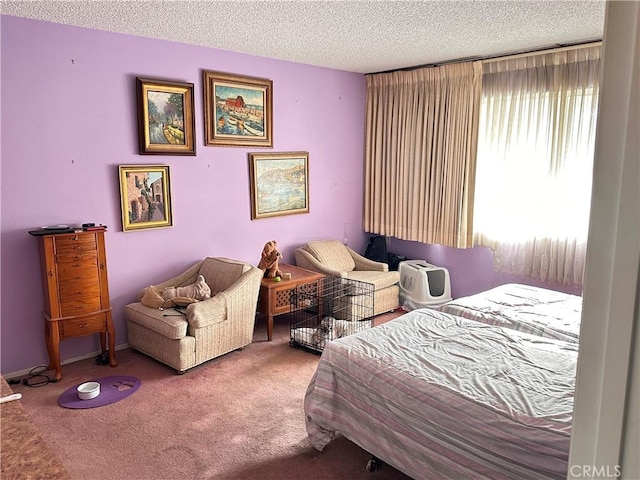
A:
[[366, 455, 383, 472]]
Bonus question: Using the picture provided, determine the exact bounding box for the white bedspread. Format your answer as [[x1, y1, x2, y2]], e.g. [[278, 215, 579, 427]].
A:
[[304, 308, 577, 479], [438, 283, 582, 343]]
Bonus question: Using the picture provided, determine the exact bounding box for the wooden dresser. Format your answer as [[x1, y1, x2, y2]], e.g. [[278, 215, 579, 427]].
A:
[[37, 230, 117, 380]]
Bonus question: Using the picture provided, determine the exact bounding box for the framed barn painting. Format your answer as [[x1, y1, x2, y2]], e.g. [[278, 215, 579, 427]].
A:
[[203, 71, 273, 147], [249, 152, 309, 219], [136, 77, 196, 155], [118, 165, 173, 231]]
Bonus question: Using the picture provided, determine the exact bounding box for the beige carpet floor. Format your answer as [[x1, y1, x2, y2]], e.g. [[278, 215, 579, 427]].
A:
[[10, 313, 412, 480]]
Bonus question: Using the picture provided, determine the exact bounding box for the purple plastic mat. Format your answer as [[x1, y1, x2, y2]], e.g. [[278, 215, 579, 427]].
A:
[[58, 376, 141, 409]]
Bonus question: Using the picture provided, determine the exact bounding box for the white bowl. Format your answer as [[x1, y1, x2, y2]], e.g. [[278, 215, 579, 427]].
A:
[[77, 381, 100, 400]]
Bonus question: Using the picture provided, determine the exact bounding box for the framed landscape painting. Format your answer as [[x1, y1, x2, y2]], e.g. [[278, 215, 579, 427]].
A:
[[249, 152, 309, 219], [136, 77, 196, 155], [203, 71, 273, 147], [119, 165, 173, 231]]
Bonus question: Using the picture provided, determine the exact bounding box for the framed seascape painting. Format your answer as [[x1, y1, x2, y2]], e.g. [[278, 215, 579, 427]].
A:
[[203, 71, 273, 147], [249, 152, 309, 219], [136, 77, 196, 155], [118, 165, 173, 231]]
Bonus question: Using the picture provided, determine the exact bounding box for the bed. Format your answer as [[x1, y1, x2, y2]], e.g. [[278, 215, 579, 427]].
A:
[[304, 308, 577, 479], [437, 283, 582, 344]]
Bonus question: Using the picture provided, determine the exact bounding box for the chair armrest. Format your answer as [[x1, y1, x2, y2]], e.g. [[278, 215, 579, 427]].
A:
[[186, 294, 226, 328], [137, 260, 204, 300], [294, 248, 346, 277], [187, 266, 262, 329], [346, 246, 388, 272]]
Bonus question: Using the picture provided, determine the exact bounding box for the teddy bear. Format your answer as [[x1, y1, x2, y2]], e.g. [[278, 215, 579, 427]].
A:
[[258, 240, 283, 279]]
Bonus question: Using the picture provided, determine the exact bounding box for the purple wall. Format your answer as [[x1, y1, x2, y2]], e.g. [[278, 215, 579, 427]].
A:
[[0, 16, 367, 374], [388, 239, 583, 298], [1, 16, 581, 376]]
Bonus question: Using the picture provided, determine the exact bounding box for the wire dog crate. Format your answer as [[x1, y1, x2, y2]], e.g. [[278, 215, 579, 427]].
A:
[[290, 275, 374, 353]]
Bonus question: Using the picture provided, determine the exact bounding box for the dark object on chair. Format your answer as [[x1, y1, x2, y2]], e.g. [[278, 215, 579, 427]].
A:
[[364, 235, 406, 271], [364, 236, 388, 263]]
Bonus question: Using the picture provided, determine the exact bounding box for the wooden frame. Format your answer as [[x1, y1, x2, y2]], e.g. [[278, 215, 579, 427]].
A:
[[203, 71, 273, 147], [118, 165, 173, 231], [249, 152, 309, 219], [136, 77, 196, 155]]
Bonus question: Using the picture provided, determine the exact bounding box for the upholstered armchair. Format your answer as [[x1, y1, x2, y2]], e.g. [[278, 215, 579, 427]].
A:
[[294, 240, 400, 317], [125, 257, 262, 373]]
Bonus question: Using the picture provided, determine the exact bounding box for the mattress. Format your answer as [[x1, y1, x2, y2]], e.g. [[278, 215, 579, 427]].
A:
[[437, 283, 582, 343], [304, 308, 577, 479]]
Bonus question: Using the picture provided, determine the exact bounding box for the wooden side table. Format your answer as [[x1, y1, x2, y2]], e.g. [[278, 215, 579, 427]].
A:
[[257, 264, 324, 341]]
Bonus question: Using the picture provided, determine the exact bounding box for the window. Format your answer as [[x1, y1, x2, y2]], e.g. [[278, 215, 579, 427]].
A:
[[473, 46, 601, 285]]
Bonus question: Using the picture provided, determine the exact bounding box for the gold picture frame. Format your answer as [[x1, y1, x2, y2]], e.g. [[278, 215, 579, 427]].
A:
[[136, 77, 196, 155], [249, 152, 309, 219], [203, 70, 273, 147], [118, 165, 173, 231]]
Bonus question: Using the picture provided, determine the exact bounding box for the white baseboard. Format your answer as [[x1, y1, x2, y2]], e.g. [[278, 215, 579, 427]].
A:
[[3, 343, 130, 381]]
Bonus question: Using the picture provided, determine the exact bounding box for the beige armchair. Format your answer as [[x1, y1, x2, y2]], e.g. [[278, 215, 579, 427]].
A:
[[295, 240, 400, 317], [125, 257, 262, 373]]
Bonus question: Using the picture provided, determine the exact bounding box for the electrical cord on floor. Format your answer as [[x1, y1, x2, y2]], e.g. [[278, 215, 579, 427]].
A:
[[21, 365, 55, 387], [8, 355, 110, 387]]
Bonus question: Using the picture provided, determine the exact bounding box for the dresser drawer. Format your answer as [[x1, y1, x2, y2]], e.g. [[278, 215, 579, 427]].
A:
[[60, 298, 103, 317], [59, 282, 102, 304], [56, 264, 100, 283], [56, 250, 98, 268], [54, 234, 97, 254], [57, 248, 98, 260], [60, 315, 106, 338]]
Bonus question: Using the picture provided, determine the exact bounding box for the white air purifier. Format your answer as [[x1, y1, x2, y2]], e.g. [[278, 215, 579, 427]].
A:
[[399, 260, 452, 310]]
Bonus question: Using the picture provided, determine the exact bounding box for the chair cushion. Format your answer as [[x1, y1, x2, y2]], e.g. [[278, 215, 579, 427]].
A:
[[306, 240, 356, 272], [124, 302, 188, 340], [198, 257, 250, 293], [344, 270, 400, 291]]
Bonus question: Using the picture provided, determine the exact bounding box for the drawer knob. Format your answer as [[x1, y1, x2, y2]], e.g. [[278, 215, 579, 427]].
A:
[[75, 290, 86, 294], [74, 275, 85, 279], [77, 305, 87, 309]]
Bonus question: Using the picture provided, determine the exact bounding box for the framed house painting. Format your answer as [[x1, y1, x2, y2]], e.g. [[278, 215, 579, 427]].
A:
[[118, 165, 173, 231], [249, 152, 309, 219], [136, 77, 196, 155], [203, 71, 273, 147]]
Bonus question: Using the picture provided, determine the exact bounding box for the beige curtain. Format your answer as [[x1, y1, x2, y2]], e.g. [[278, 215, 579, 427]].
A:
[[474, 45, 601, 285], [364, 61, 482, 248]]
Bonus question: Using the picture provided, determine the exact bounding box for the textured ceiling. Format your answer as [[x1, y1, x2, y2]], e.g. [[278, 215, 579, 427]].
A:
[[1, 0, 606, 74]]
